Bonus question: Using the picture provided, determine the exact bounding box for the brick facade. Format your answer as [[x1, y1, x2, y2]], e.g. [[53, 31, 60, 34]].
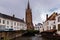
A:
[[25, 1, 34, 30]]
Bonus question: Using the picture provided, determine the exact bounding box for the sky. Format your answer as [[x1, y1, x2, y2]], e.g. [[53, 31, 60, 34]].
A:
[[0, 0, 60, 25]]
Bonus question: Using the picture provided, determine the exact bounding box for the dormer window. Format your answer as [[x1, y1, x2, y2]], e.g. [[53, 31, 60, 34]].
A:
[[58, 16, 60, 22]]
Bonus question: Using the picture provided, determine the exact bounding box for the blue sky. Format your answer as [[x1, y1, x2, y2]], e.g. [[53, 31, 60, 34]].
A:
[[0, 0, 60, 25]]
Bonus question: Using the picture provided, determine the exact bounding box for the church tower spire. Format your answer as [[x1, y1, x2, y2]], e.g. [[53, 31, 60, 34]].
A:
[[27, 0, 30, 9], [25, 0, 34, 30]]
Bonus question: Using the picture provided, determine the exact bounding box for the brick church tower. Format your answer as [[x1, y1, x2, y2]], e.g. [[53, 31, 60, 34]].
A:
[[25, 0, 34, 30]]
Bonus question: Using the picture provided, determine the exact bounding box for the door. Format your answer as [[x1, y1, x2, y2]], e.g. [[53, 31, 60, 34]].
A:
[[58, 24, 60, 31]]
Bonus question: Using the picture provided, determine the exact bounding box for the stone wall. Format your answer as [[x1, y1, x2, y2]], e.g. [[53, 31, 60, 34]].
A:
[[0, 30, 23, 40]]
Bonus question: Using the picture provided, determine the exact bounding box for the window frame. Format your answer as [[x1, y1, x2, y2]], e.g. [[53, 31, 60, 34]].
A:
[[58, 16, 60, 22], [7, 20, 9, 25], [3, 20, 5, 24]]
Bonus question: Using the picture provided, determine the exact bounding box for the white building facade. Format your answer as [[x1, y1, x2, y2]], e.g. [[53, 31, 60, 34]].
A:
[[43, 13, 60, 34], [56, 15, 60, 34], [34, 23, 43, 32], [43, 20, 56, 31], [0, 13, 27, 31]]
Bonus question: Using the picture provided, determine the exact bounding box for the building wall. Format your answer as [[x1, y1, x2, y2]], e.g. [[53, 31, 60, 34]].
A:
[[48, 20, 56, 30], [34, 23, 43, 32], [43, 21, 48, 31], [34, 26, 39, 30], [43, 20, 56, 31], [0, 17, 27, 30], [43, 14, 60, 34], [56, 15, 60, 34], [56, 15, 60, 30]]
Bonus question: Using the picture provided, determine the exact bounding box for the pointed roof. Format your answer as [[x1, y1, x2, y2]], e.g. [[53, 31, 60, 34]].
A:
[[0, 13, 25, 23], [45, 12, 58, 21], [48, 12, 57, 20], [27, 0, 30, 9]]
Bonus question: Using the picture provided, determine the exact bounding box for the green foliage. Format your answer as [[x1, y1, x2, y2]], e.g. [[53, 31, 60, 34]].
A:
[[20, 30, 26, 32], [21, 30, 39, 36], [27, 30, 39, 34], [20, 30, 39, 34]]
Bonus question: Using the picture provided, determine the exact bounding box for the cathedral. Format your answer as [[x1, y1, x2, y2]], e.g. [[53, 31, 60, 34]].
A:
[[25, 0, 34, 30]]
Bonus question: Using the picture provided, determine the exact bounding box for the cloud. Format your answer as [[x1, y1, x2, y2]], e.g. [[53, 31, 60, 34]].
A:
[[0, 0, 27, 19], [0, 6, 10, 14], [0, 0, 60, 25], [31, 0, 60, 24], [53, 9, 60, 13]]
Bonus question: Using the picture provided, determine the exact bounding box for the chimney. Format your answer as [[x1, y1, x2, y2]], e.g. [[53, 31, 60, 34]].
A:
[[56, 12, 57, 15], [13, 14, 15, 17], [46, 14, 48, 20]]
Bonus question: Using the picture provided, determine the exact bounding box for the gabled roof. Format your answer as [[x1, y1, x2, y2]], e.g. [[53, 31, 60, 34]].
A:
[[0, 13, 25, 23], [47, 12, 58, 21]]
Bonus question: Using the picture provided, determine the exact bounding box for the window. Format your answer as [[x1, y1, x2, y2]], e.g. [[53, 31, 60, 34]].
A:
[[3, 20, 5, 24], [40, 26, 42, 28], [20, 23, 22, 26], [14, 27, 16, 29], [0, 19, 1, 23], [47, 26, 48, 30], [14, 22, 16, 26], [11, 26, 13, 28], [54, 21, 55, 23], [0, 25, 5, 30], [17, 23, 19, 26], [58, 16, 60, 22], [20, 23, 21, 26], [7, 21, 9, 25], [17, 27, 19, 29], [7, 26, 9, 28], [47, 22, 49, 25], [11, 21, 13, 26], [53, 25, 56, 30]]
